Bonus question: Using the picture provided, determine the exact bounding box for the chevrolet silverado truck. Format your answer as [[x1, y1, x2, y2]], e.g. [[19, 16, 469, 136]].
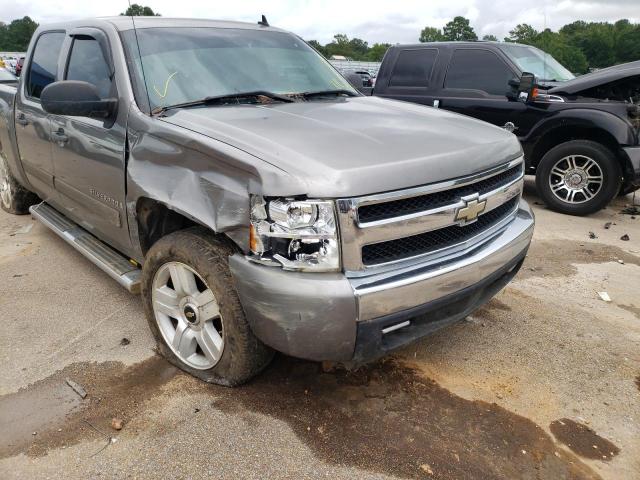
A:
[[0, 17, 534, 385], [366, 42, 640, 216]]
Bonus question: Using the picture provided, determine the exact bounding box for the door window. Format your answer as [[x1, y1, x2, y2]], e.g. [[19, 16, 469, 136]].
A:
[[389, 49, 438, 87], [445, 49, 514, 96], [66, 37, 113, 98], [26, 32, 65, 98]]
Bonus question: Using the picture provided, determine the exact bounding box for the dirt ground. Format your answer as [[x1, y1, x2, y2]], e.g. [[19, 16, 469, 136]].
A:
[[1, 179, 639, 480]]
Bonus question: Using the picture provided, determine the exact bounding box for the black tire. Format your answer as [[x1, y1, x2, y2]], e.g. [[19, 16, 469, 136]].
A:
[[535, 140, 622, 216], [0, 153, 39, 214], [141, 227, 274, 386]]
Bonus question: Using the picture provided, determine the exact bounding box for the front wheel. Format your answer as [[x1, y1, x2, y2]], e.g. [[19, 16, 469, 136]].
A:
[[0, 153, 39, 214], [141, 227, 274, 386], [535, 140, 622, 216]]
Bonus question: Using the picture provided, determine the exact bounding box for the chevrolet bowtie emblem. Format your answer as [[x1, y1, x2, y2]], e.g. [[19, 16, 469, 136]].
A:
[[455, 197, 486, 223]]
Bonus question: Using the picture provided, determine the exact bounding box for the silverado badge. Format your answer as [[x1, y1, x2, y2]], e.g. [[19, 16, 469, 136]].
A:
[[455, 195, 486, 223]]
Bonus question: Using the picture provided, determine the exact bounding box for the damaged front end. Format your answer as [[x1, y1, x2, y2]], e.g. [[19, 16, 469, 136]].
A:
[[547, 63, 640, 131]]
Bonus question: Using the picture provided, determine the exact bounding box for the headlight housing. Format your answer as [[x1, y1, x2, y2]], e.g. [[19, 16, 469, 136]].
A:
[[249, 196, 340, 272]]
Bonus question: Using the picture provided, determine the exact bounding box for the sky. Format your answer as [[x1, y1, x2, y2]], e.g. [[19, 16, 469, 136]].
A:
[[1, 0, 639, 44]]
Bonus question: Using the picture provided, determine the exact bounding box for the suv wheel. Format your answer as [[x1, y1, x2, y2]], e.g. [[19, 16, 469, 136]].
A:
[[0, 153, 39, 214], [536, 140, 621, 216], [141, 227, 274, 386]]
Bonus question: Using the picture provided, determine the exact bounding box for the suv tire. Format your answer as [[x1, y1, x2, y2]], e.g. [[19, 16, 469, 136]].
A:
[[0, 153, 39, 214], [141, 227, 274, 386], [536, 140, 621, 216]]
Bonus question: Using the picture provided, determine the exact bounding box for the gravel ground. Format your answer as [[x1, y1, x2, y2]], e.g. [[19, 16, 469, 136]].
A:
[[0, 178, 638, 480]]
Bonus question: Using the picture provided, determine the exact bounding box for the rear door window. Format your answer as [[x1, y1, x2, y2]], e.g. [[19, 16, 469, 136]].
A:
[[389, 49, 438, 88], [444, 49, 515, 96], [26, 32, 65, 98], [66, 37, 113, 98]]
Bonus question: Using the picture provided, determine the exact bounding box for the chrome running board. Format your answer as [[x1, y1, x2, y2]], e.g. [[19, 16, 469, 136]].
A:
[[30, 202, 141, 294]]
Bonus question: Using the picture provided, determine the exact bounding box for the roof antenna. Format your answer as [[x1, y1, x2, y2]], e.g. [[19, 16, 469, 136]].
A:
[[258, 15, 269, 27]]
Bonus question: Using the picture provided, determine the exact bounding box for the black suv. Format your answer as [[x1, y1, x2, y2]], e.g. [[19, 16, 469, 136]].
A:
[[368, 42, 640, 215]]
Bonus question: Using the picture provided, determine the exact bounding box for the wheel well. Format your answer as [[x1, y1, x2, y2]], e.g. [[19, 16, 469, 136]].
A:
[[136, 198, 198, 255], [529, 126, 626, 173]]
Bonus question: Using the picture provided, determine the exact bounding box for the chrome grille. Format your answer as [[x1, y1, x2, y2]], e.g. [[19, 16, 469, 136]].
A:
[[336, 158, 524, 273], [361, 197, 519, 265], [358, 164, 522, 223]]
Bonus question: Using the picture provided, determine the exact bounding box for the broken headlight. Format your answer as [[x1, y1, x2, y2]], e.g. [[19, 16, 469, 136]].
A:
[[249, 196, 340, 272]]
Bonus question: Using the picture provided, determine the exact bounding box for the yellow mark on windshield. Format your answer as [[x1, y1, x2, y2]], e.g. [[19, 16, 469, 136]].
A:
[[153, 71, 178, 99]]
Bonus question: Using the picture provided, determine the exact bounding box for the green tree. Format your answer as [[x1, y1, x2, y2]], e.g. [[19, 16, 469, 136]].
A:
[[532, 29, 588, 74], [365, 43, 391, 61], [506, 24, 538, 43], [307, 40, 325, 56], [120, 4, 160, 16], [348, 37, 369, 58], [442, 16, 477, 41], [419, 26, 444, 43], [323, 34, 372, 60], [612, 19, 640, 65], [0, 22, 7, 51], [482, 34, 498, 41], [1, 16, 39, 51], [562, 21, 614, 69]]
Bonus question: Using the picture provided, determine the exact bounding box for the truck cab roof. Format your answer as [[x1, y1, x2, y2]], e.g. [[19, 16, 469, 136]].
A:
[[36, 16, 286, 33]]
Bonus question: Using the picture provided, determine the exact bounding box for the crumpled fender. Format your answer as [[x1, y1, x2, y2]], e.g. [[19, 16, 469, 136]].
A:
[[125, 107, 300, 259]]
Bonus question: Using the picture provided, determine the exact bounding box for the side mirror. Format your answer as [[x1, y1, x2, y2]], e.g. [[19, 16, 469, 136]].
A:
[[41, 81, 117, 118], [517, 72, 536, 102], [506, 72, 537, 102]]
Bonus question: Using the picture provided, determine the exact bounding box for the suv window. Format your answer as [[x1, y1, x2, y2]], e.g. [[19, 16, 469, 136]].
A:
[[445, 49, 514, 96], [389, 49, 437, 87], [27, 32, 65, 98], [66, 37, 112, 98]]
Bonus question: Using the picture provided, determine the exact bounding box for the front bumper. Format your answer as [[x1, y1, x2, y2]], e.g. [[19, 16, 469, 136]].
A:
[[229, 199, 535, 363]]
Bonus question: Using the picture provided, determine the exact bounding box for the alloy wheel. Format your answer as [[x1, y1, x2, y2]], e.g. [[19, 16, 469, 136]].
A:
[[548, 154, 603, 204], [152, 261, 224, 370]]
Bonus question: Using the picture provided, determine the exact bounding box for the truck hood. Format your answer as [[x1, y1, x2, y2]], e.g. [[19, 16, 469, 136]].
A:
[[160, 96, 521, 197], [548, 60, 640, 96]]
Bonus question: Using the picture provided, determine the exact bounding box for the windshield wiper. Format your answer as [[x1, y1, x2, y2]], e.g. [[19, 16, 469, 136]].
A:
[[299, 89, 358, 99], [152, 90, 294, 115]]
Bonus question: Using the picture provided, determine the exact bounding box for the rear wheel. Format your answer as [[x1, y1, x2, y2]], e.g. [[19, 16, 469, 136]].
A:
[[141, 227, 274, 386], [0, 153, 39, 214], [536, 140, 621, 216]]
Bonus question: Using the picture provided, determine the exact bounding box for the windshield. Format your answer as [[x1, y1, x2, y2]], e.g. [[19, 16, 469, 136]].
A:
[[498, 44, 575, 82], [121, 27, 355, 111]]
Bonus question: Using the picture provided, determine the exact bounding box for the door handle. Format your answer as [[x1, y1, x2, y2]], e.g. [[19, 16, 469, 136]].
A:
[[52, 129, 69, 146], [16, 113, 29, 126]]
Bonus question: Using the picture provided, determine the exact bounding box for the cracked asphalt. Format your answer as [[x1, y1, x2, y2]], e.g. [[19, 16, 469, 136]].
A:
[[1, 179, 639, 479]]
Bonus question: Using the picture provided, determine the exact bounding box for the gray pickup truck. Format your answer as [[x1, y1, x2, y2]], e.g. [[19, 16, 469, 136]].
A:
[[0, 17, 534, 385]]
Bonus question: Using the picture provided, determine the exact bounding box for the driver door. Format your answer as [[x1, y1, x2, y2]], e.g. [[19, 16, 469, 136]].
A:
[[49, 29, 130, 253]]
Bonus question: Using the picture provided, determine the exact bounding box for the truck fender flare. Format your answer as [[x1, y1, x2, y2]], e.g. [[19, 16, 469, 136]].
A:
[[526, 108, 637, 148]]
